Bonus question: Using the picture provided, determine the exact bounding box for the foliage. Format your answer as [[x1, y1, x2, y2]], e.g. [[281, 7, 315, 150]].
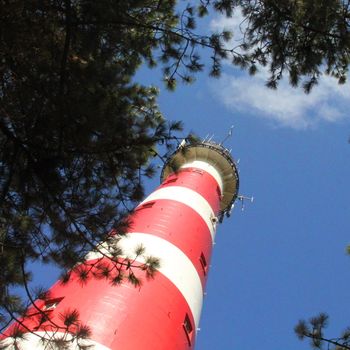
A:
[[0, 0, 187, 341], [295, 313, 350, 350], [234, 0, 350, 92], [142, 0, 350, 92], [2, 0, 350, 346], [295, 243, 350, 350], [0, 0, 240, 343]]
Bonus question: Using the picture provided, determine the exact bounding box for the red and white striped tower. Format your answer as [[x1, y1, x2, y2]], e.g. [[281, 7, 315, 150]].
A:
[[1, 140, 239, 350]]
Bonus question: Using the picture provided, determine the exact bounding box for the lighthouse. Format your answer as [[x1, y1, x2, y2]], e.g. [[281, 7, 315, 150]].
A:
[[1, 140, 239, 350]]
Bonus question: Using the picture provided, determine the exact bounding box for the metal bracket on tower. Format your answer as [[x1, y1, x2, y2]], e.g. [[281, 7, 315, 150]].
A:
[[218, 194, 253, 223], [178, 139, 187, 149], [237, 195, 254, 211], [219, 125, 234, 146]]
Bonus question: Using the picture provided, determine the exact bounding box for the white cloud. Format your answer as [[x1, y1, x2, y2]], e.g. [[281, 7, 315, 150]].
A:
[[209, 12, 350, 129]]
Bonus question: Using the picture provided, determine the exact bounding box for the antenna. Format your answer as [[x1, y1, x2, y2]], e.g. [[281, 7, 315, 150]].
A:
[[178, 139, 186, 149], [219, 125, 234, 146], [207, 134, 214, 143], [237, 195, 254, 211]]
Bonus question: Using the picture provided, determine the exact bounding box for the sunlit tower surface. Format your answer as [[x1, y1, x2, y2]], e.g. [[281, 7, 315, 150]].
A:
[[2, 140, 239, 350]]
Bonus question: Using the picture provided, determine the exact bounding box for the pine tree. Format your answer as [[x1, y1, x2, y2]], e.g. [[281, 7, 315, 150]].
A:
[[2, 0, 350, 346], [295, 313, 350, 350], [232, 0, 350, 92], [0, 0, 182, 339], [0, 0, 234, 342]]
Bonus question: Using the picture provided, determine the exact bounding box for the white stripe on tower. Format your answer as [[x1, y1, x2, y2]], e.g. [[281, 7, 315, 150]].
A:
[[138, 186, 216, 240], [0, 332, 111, 350], [82, 164, 224, 340], [85, 233, 204, 328], [181, 160, 224, 193]]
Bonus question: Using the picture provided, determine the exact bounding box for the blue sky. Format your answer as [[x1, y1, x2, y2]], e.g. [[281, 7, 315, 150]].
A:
[[29, 7, 350, 350], [146, 69, 350, 350], [134, 10, 350, 349]]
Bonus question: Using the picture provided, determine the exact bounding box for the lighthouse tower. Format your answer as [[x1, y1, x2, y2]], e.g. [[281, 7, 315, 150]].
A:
[[1, 140, 239, 350]]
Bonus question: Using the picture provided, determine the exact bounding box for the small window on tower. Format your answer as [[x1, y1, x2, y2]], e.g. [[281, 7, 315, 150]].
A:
[[183, 314, 194, 346], [216, 185, 221, 197], [199, 252, 208, 275], [163, 177, 177, 185], [42, 297, 63, 311], [136, 201, 155, 210]]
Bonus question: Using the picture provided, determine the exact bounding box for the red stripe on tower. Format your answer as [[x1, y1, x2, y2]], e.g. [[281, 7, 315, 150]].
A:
[[1, 140, 239, 350]]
